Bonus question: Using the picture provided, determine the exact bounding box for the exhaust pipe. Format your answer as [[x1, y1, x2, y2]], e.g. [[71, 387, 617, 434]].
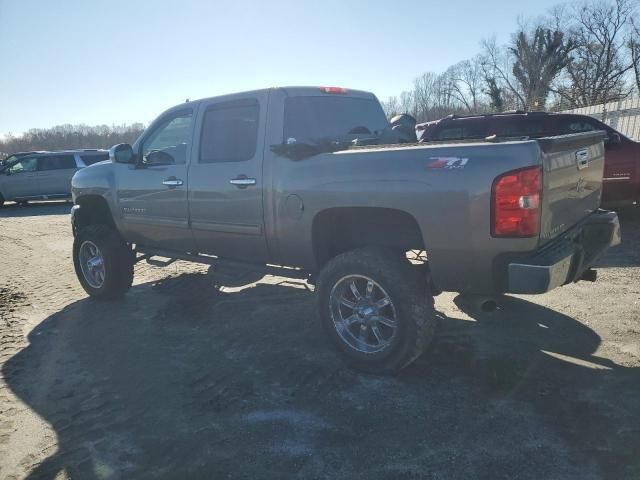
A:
[[480, 299, 498, 313], [456, 294, 501, 314], [579, 269, 598, 283]]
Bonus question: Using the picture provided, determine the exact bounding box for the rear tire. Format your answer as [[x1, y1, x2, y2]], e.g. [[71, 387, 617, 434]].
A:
[[73, 224, 134, 299], [0, 194, 4, 208], [317, 247, 436, 375]]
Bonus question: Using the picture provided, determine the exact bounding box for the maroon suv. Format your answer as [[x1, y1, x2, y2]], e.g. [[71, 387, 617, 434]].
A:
[[417, 112, 640, 208]]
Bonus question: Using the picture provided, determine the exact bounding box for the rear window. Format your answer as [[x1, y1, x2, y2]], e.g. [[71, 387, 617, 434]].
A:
[[81, 153, 109, 165], [284, 96, 388, 143]]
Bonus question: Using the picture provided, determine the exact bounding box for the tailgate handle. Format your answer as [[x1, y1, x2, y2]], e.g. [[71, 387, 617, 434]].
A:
[[576, 149, 589, 170]]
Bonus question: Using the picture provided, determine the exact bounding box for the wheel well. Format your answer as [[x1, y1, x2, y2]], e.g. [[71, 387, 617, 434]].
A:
[[312, 207, 425, 269], [73, 195, 115, 234]]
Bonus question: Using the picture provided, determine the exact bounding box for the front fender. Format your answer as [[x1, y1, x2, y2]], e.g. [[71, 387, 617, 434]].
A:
[[71, 163, 121, 232], [71, 162, 114, 203]]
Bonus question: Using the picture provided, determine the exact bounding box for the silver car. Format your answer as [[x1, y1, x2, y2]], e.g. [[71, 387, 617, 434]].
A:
[[0, 150, 109, 207]]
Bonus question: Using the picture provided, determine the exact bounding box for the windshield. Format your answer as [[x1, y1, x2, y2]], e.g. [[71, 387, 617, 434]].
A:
[[283, 96, 388, 144]]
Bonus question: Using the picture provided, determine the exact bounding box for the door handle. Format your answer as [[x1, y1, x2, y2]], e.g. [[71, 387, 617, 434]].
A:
[[162, 178, 184, 187], [229, 177, 256, 188]]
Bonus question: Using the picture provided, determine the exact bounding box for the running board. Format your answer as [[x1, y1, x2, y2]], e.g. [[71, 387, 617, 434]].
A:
[[135, 247, 309, 280]]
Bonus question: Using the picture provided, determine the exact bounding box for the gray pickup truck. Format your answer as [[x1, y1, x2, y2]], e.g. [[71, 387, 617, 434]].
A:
[[70, 86, 621, 373]]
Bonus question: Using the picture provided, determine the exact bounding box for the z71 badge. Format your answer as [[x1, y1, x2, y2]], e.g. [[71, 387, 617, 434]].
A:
[[427, 157, 469, 169]]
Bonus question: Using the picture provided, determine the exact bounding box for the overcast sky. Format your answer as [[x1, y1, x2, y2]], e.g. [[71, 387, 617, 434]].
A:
[[0, 0, 563, 136]]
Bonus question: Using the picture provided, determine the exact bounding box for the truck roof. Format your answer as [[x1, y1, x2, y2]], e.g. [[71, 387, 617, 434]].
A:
[[190, 86, 378, 107], [8, 149, 108, 157], [152, 86, 380, 129]]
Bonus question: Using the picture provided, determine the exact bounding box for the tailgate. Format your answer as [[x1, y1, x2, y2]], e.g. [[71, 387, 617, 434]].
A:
[[537, 131, 606, 244]]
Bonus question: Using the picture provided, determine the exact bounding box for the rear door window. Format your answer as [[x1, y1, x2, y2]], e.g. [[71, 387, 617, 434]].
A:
[[81, 153, 109, 165], [38, 155, 76, 171], [199, 100, 260, 163]]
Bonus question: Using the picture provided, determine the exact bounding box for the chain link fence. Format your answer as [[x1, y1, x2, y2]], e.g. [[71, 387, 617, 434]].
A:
[[559, 97, 640, 141]]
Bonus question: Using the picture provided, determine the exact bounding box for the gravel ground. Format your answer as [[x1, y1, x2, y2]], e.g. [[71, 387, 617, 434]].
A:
[[0, 202, 639, 480]]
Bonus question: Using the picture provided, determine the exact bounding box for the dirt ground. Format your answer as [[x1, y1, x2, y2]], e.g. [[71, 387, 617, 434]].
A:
[[0, 202, 639, 480]]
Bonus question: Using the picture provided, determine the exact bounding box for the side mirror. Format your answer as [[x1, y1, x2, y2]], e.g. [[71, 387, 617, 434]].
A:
[[144, 150, 175, 165], [389, 113, 418, 143], [111, 143, 136, 164], [606, 133, 621, 145]]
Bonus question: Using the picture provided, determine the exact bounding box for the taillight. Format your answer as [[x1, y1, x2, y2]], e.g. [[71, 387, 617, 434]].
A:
[[491, 166, 541, 237], [319, 86, 348, 94]]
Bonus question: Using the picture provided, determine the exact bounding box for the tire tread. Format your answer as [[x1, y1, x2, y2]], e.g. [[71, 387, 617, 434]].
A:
[[317, 247, 436, 374]]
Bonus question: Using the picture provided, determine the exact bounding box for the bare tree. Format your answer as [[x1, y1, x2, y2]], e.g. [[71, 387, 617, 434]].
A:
[[380, 96, 401, 118], [398, 91, 417, 118], [481, 37, 526, 109], [412, 72, 438, 119], [445, 56, 486, 112], [630, 17, 640, 93], [559, 0, 635, 106], [483, 75, 505, 111], [0, 123, 146, 158], [510, 27, 574, 109]]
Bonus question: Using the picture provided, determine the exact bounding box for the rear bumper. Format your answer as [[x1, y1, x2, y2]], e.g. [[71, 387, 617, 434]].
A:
[[601, 174, 639, 208], [506, 209, 621, 294]]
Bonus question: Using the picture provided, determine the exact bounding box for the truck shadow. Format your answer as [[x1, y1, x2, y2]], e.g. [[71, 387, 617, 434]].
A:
[[0, 201, 71, 218], [595, 209, 640, 268], [3, 274, 639, 479]]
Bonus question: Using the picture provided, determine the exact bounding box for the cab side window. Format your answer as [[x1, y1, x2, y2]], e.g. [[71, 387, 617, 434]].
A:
[[492, 118, 546, 138], [557, 117, 600, 135], [565, 120, 596, 133], [141, 112, 193, 164], [433, 123, 486, 141], [9, 157, 37, 174], [199, 100, 260, 163]]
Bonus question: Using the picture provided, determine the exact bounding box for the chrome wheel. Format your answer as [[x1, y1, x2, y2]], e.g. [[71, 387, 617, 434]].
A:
[[79, 240, 105, 289], [329, 275, 398, 354]]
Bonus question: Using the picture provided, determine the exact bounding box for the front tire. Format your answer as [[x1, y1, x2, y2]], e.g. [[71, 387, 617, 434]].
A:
[[317, 247, 436, 374], [73, 224, 134, 299]]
